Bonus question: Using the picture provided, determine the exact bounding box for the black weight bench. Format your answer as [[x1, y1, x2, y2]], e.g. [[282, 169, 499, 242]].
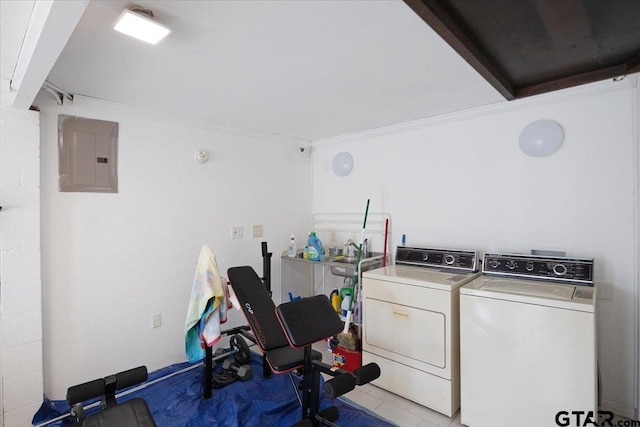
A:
[[66, 366, 156, 427], [228, 266, 380, 427]]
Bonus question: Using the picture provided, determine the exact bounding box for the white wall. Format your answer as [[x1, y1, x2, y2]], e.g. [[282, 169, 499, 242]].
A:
[[6, 77, 637, 418], [635, 76, 640, 418], [0, 105, 44, 426], [37, 96, 312, 399], [312, 79, 639, 418]]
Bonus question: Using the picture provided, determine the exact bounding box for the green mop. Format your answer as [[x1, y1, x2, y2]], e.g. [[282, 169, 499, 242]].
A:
[[337, 198, 370, 351]]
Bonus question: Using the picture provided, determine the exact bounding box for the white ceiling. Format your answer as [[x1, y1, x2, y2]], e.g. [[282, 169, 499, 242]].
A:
[[0, 0, 35, 81], [2, 0, 506, 142]]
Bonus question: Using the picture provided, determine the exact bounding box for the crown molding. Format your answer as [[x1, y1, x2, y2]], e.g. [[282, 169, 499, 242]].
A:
[[313, 76, 637, 146], [36, 93, 310, 146]]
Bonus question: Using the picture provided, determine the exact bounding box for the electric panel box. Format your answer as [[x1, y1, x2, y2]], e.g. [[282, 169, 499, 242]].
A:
[[58, 115, 118, 193]]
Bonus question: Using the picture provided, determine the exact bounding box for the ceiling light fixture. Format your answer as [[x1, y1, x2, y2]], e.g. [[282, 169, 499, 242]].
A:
[[113, 5, 171, 45], [518, 120, 564, 158], [332, 152, 354, 177]]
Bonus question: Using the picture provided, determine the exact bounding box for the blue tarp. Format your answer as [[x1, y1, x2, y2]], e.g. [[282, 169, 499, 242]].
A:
[[33, 352, 396, 427]]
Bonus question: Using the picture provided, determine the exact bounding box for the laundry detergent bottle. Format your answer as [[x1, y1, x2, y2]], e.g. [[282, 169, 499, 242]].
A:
[[307, 231, 323, 261]]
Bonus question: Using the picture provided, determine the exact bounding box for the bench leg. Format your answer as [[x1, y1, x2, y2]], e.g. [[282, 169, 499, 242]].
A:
[[300, 346, 322, 424], [203, 346, 213, 399], [262, 354, 272, 378]]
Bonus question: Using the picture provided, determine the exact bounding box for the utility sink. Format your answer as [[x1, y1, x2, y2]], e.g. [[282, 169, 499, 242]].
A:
[[329, 250, 376, 262], [332, 257, 360, 264], [328, 252, 383, 277]]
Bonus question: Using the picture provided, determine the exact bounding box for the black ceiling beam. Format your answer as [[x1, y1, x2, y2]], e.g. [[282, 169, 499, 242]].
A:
[[404, 0, 640, 101], [403, 0, 516, 100], [516, 58, 640, 98]]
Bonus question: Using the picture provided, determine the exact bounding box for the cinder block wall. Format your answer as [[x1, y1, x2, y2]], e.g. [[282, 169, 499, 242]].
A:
[[0, 107, 44, 427]]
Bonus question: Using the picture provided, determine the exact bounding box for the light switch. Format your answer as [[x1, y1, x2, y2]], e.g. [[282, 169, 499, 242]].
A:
[[152, 313, 161, 329]]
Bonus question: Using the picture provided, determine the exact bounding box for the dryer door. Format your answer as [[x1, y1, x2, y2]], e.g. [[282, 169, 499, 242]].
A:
[[362, 277, 454, 377], [364, 298, 445, 368]]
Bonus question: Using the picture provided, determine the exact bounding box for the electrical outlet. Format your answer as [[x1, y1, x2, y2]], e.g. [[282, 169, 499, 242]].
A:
[[232, 226, 243, 239], [152, 313, 161, 329], [252, 224, 263, 238]]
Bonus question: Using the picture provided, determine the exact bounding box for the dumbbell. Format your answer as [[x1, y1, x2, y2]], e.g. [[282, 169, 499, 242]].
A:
[[209, 348, 228, 370], [221, 358, 252, 381]]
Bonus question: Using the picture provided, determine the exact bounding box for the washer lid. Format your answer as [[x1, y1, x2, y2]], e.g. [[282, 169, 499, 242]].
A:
[[461, 276, 596, 312], [363, 265, 480, 291], [483, 280, 575, 300]]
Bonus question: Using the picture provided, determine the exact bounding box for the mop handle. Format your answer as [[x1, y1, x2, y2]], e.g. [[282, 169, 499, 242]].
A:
[[350, 198, 370, 311], [353, 199, 370, 277], [382, 218, 389, 267], [361, 199, 370, 229]]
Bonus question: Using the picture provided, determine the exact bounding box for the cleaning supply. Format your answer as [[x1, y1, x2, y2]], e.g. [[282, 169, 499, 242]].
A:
[[349, 198, 370, 300], [340, 293, 352, 318], [287, 234, 297, 257], [353, 292, 361, 324], [332, 345, 362, 372], [336, 322, 357, 351], [383, 218, 389, 266], [330, 289, 341, 313], [303, 246, 309, 259], [288, 292, 301, 302], [339, 287, 352, 315], [337, 198, 371, 356], [337, 289, 358, 351], [307, 231, 323, 261]]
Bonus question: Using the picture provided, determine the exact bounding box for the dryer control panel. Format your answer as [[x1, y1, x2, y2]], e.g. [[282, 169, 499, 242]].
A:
[[482, 253, 594, 286], [396, 246, 478, 272]]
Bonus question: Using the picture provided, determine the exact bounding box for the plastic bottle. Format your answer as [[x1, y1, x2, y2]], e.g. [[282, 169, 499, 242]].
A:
[[330, 289, 341, 313], [340, 294, 352, 318], [303, 246, 309, 259], [287, 234, 297, 257], [307, 231, 323, 261], [353, 294, 361, 324]]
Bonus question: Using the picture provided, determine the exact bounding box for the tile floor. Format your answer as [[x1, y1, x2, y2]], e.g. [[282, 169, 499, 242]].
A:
[[314, 343, 636, 427], [313, 343, 461, 427], [340, 382, 462, 427], [339, 382, 634, 427]]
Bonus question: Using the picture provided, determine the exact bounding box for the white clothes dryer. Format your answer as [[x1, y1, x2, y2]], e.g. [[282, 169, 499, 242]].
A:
[[362, 247, 480, 417], [460, 253, 597, 427]]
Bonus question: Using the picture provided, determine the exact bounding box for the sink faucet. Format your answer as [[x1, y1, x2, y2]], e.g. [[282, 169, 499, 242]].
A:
[[344, 239, 368, 258], [344, 239, 359, 257]]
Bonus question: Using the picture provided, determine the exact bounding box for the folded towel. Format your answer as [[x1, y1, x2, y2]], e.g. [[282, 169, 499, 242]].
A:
[[185, 244, 228, 362]]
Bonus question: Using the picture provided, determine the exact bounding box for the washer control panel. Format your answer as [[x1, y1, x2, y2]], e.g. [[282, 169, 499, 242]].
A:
[[395, 246, 478, 272], [482, 253, 594, 286]]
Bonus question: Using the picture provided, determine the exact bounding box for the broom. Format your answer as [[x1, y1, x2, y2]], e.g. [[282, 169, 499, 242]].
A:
[[337, 198, 370, 351]]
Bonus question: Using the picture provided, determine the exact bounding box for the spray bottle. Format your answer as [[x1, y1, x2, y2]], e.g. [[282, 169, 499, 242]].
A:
[[287, 234, 297, 257]]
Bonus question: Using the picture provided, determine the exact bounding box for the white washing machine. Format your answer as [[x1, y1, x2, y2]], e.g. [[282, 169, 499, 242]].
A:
[[362, 247, 480, 417], [460, 253, 597, 427]]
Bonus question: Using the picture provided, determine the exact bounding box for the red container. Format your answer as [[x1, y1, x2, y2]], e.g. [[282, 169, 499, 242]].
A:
[[332, 346, 362, 372]]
